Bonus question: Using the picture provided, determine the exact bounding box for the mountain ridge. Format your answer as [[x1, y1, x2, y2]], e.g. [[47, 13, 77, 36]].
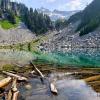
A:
[[37, 7, 79, 21]]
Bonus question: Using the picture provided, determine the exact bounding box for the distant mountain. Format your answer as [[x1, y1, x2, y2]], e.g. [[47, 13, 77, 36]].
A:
[[37, 7, 79, 21]]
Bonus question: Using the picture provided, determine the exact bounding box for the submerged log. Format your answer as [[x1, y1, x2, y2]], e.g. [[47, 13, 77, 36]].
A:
[[0, 77, 12, 88], [30, 62, 44, 78], [2, 71, 28, 81], [50, 82, 58, 95]]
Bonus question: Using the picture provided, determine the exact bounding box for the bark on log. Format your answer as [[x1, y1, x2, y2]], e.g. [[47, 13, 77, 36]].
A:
[[84, 75, 100, 82], [30, 70, 36, 74], [11, 78, 17, 92], [7, 90, 13, 100], [2, 71, 28, 81], [30, 62, 44, 78], [0, 77, 12, 88], [12, 91, 19, 100], [50, 82, 58, 95]]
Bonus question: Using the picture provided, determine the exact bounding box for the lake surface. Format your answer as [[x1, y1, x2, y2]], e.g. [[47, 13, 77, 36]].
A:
[[0, 48, 99, 100], [19, 73, 100, 100], [0, 48, 100, 67], [0, 49, 34, 65], [33, 48, 100, 67]]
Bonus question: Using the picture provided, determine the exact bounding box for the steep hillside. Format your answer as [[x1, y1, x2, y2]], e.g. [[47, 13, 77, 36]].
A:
[[0, 0, 53, 35], [68, 0, 100, 36], [0, 22, 36, 45]]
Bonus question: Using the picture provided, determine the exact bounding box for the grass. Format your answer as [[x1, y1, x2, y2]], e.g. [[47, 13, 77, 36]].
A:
[[0, 17, 20, 29]]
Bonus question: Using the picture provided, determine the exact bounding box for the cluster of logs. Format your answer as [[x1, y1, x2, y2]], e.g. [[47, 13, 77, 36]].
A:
[[0, 71, 27, 100], [30, 62, 58, 95], [0, 62, 58, 100]]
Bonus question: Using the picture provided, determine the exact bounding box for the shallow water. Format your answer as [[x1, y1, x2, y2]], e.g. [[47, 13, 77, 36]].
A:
[[0, 49, 34, 65], [32, 48, 100, 67], [0, 48, 99, 67], [19, 73, 100, 100]]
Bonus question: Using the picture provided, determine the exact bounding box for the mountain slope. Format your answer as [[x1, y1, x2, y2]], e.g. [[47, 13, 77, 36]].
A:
[[68, 0, 100, 36], [0, 22, 36, 45]]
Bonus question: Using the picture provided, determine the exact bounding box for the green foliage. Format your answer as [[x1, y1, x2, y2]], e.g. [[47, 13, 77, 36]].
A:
[[68, 11, 82, 23], [79, 19, 100, 36], [6, 10, 16, 24], [22, 8, 53, 35], [3, 64, 15, 71], [68, 0, 100, 36], [0, 1, 53, 34], [0, 17, 20, 29], [76, 0, 100, 36], [55, 19, 68, 30]]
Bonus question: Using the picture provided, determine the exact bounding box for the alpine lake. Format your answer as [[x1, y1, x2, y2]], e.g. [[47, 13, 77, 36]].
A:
[[0, 48, 100, 100]]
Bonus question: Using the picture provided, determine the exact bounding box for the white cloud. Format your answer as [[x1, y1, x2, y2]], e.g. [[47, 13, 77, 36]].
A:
[[58, 0, 93, 11], [41, 0, 56, 3]]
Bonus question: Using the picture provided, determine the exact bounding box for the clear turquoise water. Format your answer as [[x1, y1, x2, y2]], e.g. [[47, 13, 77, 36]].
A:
[[32, 48, 100, 67], [0, 48, 99, 67]]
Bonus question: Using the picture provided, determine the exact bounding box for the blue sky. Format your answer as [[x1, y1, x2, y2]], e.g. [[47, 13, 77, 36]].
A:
[[13, 0, 93, 11]]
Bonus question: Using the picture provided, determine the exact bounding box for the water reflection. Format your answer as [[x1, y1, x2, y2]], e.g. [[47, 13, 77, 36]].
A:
[[0, 49, 34, 64], [19, 73, 100, 100]]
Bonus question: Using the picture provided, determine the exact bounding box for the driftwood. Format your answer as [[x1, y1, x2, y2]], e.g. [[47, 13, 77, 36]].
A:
[[11, 78, 17, 92], [12, 91, 19, 100], [30, 62, 44, 78], [7, 90, 13, 100], [30, 62, 58, 95], [84, 75, 100, 82], [50, 82, 58, 95], [0, 77, 12, 88], [30, 62, 44, 82], [30, 70, 36, 74], [7, 78, 19, 100], [2, 71, 28, 81]]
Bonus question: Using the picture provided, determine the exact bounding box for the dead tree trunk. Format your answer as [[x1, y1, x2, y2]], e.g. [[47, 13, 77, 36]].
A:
[[30, 62, 44, 82], [2, 71, 27, 81], [0, 77, 12, 88]]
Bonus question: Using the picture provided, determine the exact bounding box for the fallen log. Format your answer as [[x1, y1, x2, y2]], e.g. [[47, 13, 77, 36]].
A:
[[50, 82, 58, 95], [0, 77, 12, 88], [12, 91, 19, 100], [84, 75, 100, 82], [7, 78, 19, 100], [11, 78, 17, 92], [2, 71, 28, 81], [30, 62, 44, 78], [30, 70, 36, 74], [30, 62, 44, 82], [7, 90, 13, 100]]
